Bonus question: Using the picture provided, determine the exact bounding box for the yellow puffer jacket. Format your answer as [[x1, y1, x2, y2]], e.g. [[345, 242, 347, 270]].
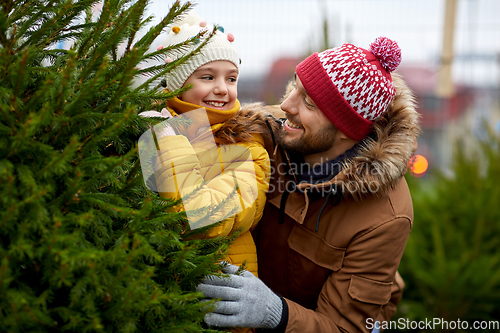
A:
[[154, 98, 271, 276]]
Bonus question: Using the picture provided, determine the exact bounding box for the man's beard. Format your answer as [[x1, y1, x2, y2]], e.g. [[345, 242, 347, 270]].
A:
[[278, 125, 337, 156]]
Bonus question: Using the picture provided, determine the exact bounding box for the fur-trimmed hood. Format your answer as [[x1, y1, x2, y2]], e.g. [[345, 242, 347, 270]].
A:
[[257, 73, 420, 200], [333, 73, 420, 199], [212, 103, 279, 152]]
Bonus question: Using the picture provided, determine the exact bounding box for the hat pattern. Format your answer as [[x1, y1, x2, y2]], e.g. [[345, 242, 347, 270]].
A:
[[318, 44, 395, 122], [296, 36, 401, 140]]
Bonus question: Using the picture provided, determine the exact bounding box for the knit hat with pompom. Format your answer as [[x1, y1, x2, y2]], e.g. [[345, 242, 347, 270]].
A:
[[161, 11, 239, 92], [296, 36, 402, 141]]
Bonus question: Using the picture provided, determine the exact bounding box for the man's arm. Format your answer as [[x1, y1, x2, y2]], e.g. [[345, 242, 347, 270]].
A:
[[198, 217, 411, 333]]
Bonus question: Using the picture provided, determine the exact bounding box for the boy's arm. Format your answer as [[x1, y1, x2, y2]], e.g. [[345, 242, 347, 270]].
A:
[[155, 134, 270, 237]]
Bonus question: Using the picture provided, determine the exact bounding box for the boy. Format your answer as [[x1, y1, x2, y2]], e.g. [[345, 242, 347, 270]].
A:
[[141, 12, 273, 278]]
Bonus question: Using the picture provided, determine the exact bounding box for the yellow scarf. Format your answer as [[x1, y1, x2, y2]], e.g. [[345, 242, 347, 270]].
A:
[[166, 97, 241, 139]]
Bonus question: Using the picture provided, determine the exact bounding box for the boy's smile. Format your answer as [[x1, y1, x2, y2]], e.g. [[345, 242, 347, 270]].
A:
[[179, 60, 238, 111]]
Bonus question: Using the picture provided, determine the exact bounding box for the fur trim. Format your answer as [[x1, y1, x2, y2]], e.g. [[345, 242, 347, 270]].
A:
[[213, 103, 279, 148], [336, 73, 421, 199]]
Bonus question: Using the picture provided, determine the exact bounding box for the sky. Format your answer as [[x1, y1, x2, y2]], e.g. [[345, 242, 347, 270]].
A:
[[145, 0, 500, 87]]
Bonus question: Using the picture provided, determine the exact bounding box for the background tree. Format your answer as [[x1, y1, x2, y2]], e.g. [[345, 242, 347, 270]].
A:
[[392, 131, 500, 332], [0, 0, 231, 331]]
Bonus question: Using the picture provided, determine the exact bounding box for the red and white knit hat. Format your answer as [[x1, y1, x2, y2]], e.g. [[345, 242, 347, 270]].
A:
[[296, 37, 402, 141]]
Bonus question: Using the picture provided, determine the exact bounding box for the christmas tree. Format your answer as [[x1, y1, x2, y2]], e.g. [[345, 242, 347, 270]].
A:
[[0, 0, 231, 331], [395, 132, 500, 330]]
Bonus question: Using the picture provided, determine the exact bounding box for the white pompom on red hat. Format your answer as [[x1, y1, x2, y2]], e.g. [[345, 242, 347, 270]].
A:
[[296, 36, 402, 141]]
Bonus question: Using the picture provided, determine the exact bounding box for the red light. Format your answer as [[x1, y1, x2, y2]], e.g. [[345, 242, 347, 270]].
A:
[[409, 155, 428, 177]]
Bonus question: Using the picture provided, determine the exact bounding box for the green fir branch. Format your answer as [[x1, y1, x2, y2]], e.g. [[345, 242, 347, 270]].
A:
[[1, 1, 232, 331]]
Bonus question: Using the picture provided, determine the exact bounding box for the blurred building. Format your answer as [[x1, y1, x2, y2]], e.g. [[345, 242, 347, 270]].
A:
[[238, 57, 301, 105], [397, 64, 476, 171]]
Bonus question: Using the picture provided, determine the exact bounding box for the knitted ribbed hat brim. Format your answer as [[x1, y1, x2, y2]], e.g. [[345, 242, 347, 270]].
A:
[[165, 46, 239, 92], [296, 53, 374, 141]]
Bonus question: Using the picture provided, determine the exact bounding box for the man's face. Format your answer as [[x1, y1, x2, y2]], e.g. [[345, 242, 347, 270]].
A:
[[279, 75, 338, 156]]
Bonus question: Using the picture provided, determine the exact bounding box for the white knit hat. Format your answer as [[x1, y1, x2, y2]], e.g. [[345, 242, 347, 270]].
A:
[[161, 11, 239, 92]]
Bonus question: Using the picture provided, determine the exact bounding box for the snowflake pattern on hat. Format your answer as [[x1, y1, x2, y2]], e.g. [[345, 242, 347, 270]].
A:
[[318, 43, 396, 122], [295, 36, 401, 140]]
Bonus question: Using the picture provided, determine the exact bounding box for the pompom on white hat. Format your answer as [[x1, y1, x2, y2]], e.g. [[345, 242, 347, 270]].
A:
[[161, 11, 239, 92]]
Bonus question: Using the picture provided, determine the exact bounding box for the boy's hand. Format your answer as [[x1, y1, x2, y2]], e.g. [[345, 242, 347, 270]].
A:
[[139, 108, 176, 137]]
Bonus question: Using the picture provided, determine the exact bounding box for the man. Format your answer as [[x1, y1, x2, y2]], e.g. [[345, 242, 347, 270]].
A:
[[197, 37, 420, 332]]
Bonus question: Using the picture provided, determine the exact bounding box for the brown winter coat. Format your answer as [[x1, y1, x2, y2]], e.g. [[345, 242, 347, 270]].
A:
[[252, 73, 420, 332]]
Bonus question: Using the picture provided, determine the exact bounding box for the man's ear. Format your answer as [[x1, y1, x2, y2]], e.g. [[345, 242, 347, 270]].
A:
[[335, 129, 359, 148], [336, 130, 351, 140], [337, 131, 349, 140]]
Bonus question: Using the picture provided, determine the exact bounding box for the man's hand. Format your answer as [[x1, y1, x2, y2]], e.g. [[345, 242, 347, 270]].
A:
[[197, 264, 283, 329]]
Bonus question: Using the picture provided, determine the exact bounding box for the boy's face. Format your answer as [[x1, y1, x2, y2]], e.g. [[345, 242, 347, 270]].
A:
[[179, 61, 238, 111]]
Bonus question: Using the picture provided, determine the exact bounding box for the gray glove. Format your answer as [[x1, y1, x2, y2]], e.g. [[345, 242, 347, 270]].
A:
[[197, 264, 283, 329]]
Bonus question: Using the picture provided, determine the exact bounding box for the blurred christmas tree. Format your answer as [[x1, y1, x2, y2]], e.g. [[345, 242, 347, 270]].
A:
[[394, 131, 500, 332], [0, 0, 229, 331]]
